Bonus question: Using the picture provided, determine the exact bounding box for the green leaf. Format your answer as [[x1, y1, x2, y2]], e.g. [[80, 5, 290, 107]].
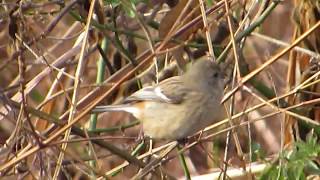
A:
[[259, 134, 320, 179], [206, 0, 213, 6], [251, 142, 266, 161], [30, 89, 44, 103]]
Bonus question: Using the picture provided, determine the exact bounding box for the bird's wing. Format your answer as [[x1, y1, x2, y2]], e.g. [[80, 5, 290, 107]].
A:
[[123, 76, 189, 104]]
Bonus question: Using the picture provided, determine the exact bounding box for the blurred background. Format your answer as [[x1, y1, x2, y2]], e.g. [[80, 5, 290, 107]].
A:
[[0, 0, 319, 179]]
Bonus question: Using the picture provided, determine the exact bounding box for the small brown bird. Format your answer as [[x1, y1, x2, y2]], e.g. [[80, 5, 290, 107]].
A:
[[93, 58, 226, 140]]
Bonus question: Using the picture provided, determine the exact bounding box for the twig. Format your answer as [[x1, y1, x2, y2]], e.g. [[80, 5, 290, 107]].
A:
[[222, 20, 320, 103]]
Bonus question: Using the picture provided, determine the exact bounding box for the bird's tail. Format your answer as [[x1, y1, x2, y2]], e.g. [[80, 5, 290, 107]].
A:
[[92, 104, 139, 117]]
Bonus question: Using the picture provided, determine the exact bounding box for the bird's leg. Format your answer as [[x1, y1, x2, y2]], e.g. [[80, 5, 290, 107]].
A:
[[136, 129, 156, 157], [136, 128, 145, 143], [143, 136, 156, 158], [136, 129, 155, 155], [197, 130, 204, 142], [148, 138, 154, 156], [136, 128, 155, 157], [177, 137, 189, 146]]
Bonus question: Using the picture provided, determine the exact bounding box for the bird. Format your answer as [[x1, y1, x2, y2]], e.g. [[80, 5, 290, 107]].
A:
[[93, 58, 226, 140]]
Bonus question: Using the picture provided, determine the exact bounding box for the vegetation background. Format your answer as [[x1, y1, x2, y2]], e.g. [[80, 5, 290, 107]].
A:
[[0, 0, 319, 179]]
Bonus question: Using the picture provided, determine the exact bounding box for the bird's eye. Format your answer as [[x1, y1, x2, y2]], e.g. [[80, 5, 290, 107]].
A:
[[213, 72, 219, 78]]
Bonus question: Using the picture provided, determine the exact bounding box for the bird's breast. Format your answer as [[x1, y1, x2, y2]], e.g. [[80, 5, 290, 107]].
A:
[[137, 92, 224, 140]]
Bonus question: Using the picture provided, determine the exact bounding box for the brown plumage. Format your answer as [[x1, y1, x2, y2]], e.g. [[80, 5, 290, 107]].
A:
[[93, 58, 226, 140]]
